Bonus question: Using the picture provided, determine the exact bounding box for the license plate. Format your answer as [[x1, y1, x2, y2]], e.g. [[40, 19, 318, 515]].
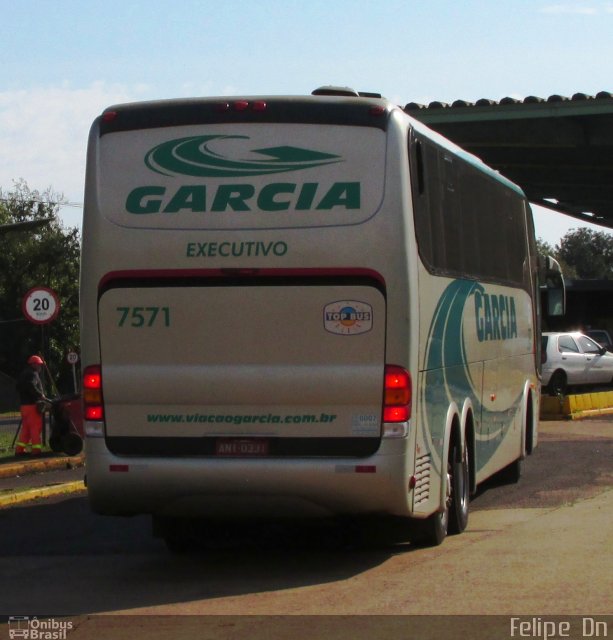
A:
[[215, 438, 269, 457]]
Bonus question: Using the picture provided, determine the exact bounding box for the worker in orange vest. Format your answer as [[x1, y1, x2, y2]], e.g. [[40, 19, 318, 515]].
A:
[[15, 355, 51, 456]]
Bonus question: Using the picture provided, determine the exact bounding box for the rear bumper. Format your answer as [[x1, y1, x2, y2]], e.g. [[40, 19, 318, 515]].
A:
[[85, 433, 414, 520]]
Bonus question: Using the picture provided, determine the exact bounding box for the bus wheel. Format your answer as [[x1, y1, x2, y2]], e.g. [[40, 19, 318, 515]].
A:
[[408, 464, 451, 547], [409, 436, 469, 546], [448, 437, 469, 535]]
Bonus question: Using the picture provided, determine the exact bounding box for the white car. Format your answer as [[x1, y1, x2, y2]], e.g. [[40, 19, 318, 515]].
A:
[[541, 331, 613, 395]]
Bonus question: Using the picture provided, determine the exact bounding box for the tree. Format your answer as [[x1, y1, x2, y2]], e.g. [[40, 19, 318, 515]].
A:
[[555, 228, 613, 279], [536, 237, 577, 279], [536, 238, 555, 258], [0, 180, 80, 395]]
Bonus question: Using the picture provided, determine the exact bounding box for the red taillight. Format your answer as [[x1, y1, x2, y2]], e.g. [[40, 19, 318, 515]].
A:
[[383, 365, 411, 423], [85, 405, 104, 421], [218, 100, 267, 112], [83, 364, 104, 421]]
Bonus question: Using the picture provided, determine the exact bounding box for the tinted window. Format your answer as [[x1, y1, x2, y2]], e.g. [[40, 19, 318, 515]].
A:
[[577, 335, 602, 353], [410, 131, 529, 288], [558, 335, 579, 353]]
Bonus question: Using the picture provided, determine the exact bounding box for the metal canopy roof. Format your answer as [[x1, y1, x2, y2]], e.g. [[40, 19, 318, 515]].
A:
[[404, 92, 613, 229]]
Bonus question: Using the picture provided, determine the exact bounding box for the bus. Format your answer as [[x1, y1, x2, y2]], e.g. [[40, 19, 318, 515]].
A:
[[80, 87, 563, 549]]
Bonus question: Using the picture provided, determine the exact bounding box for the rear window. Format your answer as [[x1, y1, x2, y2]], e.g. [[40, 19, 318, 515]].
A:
[[97, 123, 386, 230]]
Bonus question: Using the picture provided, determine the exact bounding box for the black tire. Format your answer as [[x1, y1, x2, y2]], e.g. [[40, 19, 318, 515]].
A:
[[48, 435, 63, 453], [410, 435, 469, 546], [548, 370, 567, 396], [61, 432, 83, 456], [448, 438, 470, 535]]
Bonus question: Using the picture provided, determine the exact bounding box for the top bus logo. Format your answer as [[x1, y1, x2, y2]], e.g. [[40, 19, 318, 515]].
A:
[[144, 135, 343, 178], [324, 301, 373, 335]]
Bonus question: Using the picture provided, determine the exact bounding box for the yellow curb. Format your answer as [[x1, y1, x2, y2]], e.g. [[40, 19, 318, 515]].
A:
[[0, 481, 85, 509], [0, 455, 84, 479], [540, 391, 613, 420]]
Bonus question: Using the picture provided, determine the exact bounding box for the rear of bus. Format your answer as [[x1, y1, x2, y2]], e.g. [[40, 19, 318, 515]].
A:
[[80, 93, 417, 530]]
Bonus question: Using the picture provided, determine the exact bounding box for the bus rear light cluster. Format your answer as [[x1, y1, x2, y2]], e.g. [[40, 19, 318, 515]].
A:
[[83, 365, 104, 421], [383, 365, 412, 423]]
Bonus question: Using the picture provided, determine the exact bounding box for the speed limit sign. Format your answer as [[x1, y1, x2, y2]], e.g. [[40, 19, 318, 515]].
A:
[[22, 287, 60, 325]]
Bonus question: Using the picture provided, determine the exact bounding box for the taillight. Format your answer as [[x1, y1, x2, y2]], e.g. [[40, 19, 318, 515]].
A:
[[216, 100, 268, 112], [383, 365, 411, 422], [83, 365, 104, 421]]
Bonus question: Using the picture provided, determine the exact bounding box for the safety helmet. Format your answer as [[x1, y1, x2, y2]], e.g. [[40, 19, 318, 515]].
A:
[[28, 355, 44, 365]]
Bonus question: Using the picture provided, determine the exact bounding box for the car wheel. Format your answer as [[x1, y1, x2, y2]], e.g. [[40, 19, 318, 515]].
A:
[[548, 370, 567, 396]]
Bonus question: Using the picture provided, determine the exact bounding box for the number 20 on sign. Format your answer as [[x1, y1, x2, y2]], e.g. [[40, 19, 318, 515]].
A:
[[22, 287, 61, 324]]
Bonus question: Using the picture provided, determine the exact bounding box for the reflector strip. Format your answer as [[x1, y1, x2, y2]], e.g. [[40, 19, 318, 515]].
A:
[[109, 465, 129, 473], [335, 465, 377, 474]]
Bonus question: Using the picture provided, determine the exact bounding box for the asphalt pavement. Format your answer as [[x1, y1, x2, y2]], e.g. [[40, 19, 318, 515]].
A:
[[0, 452, 85, 508]]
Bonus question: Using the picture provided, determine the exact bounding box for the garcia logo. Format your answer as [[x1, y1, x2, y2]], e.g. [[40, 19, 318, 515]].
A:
[[324, 301, 373, 335], [145, 135, 342, 178], [125, 134, 361, 215], [474, 289, 518, 342]]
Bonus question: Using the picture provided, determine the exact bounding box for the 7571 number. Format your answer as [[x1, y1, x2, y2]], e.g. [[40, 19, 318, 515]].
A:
[[116, 306, 170, 328]]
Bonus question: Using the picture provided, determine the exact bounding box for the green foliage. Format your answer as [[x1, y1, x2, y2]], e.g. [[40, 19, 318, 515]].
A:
[[555, 228, 613, 279], [535, 238, 554, 257], [536, 237, 577, 279], [0, 180, 80, 394]]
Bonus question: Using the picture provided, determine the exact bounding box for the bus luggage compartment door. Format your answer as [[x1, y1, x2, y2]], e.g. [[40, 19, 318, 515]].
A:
[[98, 280, 387, 457]]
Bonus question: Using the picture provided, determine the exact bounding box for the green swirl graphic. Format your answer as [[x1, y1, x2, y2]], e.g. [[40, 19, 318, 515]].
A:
[[421, 280, 523, 473], [144, 135, 343, 177]]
